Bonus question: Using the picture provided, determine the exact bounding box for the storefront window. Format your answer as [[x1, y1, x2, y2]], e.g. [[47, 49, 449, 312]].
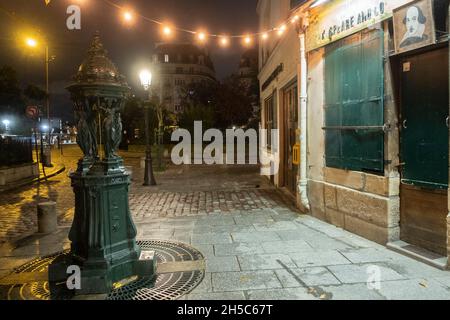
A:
[[324, 29, 385, 173]]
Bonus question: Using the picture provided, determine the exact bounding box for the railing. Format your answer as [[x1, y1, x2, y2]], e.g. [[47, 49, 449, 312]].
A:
[[0, 135, 33, 167]]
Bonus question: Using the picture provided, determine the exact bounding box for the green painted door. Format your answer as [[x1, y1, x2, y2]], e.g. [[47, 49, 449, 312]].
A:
[[324, 29, 384, 173], [400, 47, 449, 256], [401, 48, 449, 189]]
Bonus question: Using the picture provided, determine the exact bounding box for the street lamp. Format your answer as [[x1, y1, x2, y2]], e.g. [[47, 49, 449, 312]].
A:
[[139, 69, 157, 186], [25, 37, 51, 126], [2, 119, 10, 133], [26, 38, 37, 48], [26, 36, 53, 166]]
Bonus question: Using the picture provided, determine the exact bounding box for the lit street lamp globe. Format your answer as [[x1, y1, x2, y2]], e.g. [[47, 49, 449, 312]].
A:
[[139, 69, 152, 90]]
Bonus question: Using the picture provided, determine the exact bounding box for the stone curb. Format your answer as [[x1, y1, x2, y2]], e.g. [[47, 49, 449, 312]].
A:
[[0, 165, 66, 192]]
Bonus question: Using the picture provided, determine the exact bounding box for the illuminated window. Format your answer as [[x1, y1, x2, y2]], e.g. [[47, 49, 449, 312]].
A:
[[164, 54, 169, 63]]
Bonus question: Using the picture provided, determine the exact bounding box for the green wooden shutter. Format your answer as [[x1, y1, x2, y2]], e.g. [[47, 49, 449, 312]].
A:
[[324, 29, 384, 173]]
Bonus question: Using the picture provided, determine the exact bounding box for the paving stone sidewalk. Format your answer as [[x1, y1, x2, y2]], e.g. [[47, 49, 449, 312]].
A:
[[133, 209, 450, 300]]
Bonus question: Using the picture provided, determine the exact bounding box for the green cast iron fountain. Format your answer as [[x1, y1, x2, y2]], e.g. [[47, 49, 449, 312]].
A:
[[48, 33, 156, 295]]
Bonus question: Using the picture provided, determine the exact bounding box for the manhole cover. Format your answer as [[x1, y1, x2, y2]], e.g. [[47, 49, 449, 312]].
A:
[[1, 240, 205, 300]]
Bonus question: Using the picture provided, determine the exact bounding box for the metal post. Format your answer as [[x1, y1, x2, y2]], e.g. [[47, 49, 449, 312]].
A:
[[45, 45, 49, 124], [44, 45, 52, 166], [158, 125, 163, 169], [143, 101, 156, 186]]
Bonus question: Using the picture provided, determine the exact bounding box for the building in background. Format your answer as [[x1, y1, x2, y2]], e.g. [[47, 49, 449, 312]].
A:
[[152, 43, 216, 114], [238, 48, 259, 88]]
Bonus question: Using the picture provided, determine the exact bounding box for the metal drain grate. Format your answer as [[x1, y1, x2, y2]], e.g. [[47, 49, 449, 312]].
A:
[[1, 240, 205, 300]]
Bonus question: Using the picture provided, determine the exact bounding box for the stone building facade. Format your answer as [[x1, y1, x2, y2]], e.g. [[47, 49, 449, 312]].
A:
[[258, 0, 450, 268], [152, 43, 216, 114], [258, 0, 302, 195]]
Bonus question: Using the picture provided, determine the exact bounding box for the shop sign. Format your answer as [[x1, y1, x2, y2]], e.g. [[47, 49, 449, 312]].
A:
[[393, 0, 436, 54], [306, 0, 411, 51], [262, 63, 284, 91]]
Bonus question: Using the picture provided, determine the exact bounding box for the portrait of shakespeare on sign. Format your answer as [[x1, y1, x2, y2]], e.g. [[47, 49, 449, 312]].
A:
[[393, 0, 435, 54]]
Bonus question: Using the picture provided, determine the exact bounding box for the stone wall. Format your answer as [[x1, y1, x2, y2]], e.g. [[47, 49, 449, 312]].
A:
[[448, 213, 450, 263], [0, 163, 39, 186], [305, 32, 401, 245], [308, 168, 400, 245]]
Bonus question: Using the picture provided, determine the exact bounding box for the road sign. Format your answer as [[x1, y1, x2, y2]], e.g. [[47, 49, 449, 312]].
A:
[[26, 106, 39, 120]]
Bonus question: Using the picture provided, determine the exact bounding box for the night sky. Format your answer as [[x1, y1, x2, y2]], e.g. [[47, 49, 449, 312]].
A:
[[0, 0, 259, 121]]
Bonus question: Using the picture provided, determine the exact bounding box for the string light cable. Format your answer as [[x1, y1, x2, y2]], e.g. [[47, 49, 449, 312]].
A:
[[100, 0, 300, 44]]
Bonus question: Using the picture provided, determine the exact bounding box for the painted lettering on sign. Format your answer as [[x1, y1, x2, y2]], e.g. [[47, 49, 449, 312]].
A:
[[321, 2, 386, 42], [306, 0, 410, 51]]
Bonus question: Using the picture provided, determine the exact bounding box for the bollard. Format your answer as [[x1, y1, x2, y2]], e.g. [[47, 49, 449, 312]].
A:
[[37, 201, 57, 234], [40, 146, 53, 168], [125, 166, 133, 180]]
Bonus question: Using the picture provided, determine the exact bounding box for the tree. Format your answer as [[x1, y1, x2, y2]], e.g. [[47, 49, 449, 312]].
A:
[[0, 66, 24, 114], [122, 96, 177, 145], [121, 96, 146, 144], [178, 78, 254, 132], [178, 102, 215, 135], [215, 75, 253, 131]]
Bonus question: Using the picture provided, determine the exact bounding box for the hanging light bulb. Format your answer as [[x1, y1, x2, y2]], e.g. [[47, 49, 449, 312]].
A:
[[161, 24, 174, 38], [261, 32, 269, 41], [291, 15, 299, 24], [197, 31, 207, 43], [219, 36, 230, 47], [277, 24, 287, 36], [243, 35, 252, 46], [122, 10, 135, 25]]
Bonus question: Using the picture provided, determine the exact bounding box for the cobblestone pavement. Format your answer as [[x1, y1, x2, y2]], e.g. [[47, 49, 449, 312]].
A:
[[1, 146, 449, 300], [0, 149, 75, 243], [0, 146, 289, 243]]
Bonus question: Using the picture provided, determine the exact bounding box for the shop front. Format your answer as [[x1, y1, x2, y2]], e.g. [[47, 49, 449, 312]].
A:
[[258, 12, 302, 200], [304, 0, 450, 265], [392, 0, 449, 257]]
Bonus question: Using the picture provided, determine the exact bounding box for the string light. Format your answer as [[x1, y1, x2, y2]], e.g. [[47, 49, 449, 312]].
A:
[[277, 24, 287, 36], [122, 9, 135, 24], [196, 31, 207, 43], [219, 36, 229, 47], [101, 0, 300, 47], [162, 25, 173, 37], [243, 35, 252, 46]]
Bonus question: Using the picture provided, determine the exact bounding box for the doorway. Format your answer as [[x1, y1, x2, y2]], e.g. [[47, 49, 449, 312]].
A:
[[400, 47, 449, 256], [283, 83, 299, 195]]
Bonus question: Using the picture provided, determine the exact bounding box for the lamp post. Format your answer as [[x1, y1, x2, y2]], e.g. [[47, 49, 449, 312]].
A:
[[26, 37, 53, 166], [139, 69, 157, 186], [2, 119, 10, 134]]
